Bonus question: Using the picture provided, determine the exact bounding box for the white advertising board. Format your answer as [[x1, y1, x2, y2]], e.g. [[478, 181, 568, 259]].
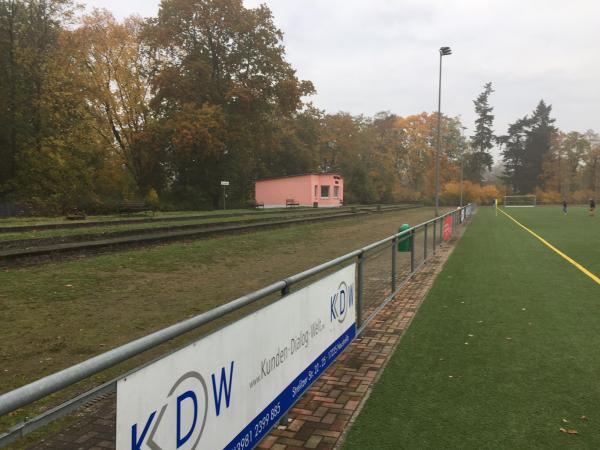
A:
[[116, 264, 356, 450]]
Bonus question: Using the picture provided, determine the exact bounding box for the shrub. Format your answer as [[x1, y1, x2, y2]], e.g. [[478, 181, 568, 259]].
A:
[[145, 188, 160, 210]]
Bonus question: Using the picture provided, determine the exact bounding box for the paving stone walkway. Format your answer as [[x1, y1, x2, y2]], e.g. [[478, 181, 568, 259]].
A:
[[256, 238, 460, 450], [26, 226, 465, 450]]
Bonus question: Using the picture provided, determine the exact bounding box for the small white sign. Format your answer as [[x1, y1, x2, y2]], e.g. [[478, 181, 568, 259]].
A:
[[220, 181, 230, 186], [116, 265, 356, 450]]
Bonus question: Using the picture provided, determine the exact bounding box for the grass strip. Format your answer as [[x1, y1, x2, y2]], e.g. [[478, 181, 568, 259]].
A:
[[0, 207, 438, 442]]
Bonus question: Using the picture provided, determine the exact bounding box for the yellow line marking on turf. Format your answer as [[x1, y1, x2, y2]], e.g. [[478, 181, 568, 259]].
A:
[[498, 208, 600, 286]]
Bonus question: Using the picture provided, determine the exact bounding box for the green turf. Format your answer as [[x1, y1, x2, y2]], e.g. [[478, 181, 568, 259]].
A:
[[505, 205, 599, 276], [343, 207, 600, 450]]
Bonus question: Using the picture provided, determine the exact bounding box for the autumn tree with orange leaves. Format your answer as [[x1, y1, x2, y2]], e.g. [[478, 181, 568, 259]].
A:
[[3, 0, 595, 214]]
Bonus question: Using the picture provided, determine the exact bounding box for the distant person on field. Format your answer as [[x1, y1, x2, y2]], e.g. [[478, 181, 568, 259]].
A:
[[590, 199, 596, 216], [562, 200, 567, 214]]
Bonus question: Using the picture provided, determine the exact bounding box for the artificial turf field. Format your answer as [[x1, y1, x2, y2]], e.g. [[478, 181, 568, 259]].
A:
[[343, 206, 600, 450]]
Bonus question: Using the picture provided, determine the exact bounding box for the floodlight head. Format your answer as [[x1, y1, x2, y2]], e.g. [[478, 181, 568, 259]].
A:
[[440, 46, 452, 56]]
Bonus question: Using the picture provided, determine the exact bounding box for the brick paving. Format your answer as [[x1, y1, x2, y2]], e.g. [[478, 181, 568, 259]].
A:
[[27, 394, 116, 450], [257, 236, 460, 450], [25, 226, 465, 450]]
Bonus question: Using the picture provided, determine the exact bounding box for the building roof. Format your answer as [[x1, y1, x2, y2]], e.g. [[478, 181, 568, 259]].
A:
[[256, 172, 342, 182]]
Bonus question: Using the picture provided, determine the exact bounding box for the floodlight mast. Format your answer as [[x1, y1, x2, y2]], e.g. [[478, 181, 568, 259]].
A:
[[460, 126, 466, 207], [435, 46, 452, 217]]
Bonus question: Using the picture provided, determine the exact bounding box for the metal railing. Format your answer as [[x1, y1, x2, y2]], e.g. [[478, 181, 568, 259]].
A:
[[0, 204, 474, 447]]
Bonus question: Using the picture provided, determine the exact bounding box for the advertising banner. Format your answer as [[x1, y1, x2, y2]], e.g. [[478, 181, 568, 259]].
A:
[[116, 264, 357, 450], [443, 215, 452, 241]]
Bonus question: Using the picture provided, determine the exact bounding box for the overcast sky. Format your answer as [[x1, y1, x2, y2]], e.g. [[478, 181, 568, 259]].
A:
[[83, 0, 600, 145]]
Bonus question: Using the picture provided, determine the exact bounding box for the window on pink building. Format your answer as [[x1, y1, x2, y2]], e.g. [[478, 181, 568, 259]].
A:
[[314, 185, 318, 197], [334, 186, 339, 198], [321, 185, 330, 198]]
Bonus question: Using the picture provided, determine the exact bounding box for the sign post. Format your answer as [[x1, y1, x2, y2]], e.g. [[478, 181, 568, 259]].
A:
[[221, 181, 230, 210]]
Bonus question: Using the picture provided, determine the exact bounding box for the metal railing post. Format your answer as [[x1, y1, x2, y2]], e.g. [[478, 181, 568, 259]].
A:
[[451, 211, 455, 236], [357, 252, 365, 329], [391, 238, 397, 293], [279, 284, 290, 426], [433, 219, 437, 254], [410, 229, 415, 273], [424, 223, 428, 261]]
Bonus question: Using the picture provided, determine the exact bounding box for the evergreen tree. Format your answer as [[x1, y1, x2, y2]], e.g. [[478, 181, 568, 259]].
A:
[[499, 117, 529, 192], [500, 100, 556, 193], [465, 82, 495, 183], [520, 100, 556, 193]]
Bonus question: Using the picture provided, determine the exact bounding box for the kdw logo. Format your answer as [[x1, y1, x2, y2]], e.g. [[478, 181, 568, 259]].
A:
[[330, 281, 354, 323], [130, 361, 234, 450]]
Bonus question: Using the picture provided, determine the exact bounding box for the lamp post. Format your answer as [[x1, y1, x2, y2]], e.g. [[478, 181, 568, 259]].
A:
[[435, 46, 452, 216], [460, 126, 466, 207]]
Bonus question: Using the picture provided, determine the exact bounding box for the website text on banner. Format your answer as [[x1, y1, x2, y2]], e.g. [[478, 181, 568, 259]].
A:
[[443, 215, 452, 241], [117, 264, 357, 450]]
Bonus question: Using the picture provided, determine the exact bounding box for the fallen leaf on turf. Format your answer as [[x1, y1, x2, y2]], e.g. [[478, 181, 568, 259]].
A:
[[562, 419, 569, 423], [559, 428, 578, 435], [506, 337, 512, 340], [580, 416, 588, 421], [468, 334, 474, 337]]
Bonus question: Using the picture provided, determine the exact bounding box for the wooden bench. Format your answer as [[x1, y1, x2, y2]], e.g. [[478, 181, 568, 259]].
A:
[[285, 199, 300, 208], [65, 212, 87, 221], [118, 201, 152, 215], [254, 202, 265, 209], [65, 207, 87, 220]]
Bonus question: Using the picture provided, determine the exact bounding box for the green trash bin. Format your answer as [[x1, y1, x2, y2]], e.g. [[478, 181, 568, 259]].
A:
[[397, 223, 412, 252]]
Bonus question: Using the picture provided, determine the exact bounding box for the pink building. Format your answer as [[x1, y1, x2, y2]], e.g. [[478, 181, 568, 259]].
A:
[[255, 173, 344, 208]]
